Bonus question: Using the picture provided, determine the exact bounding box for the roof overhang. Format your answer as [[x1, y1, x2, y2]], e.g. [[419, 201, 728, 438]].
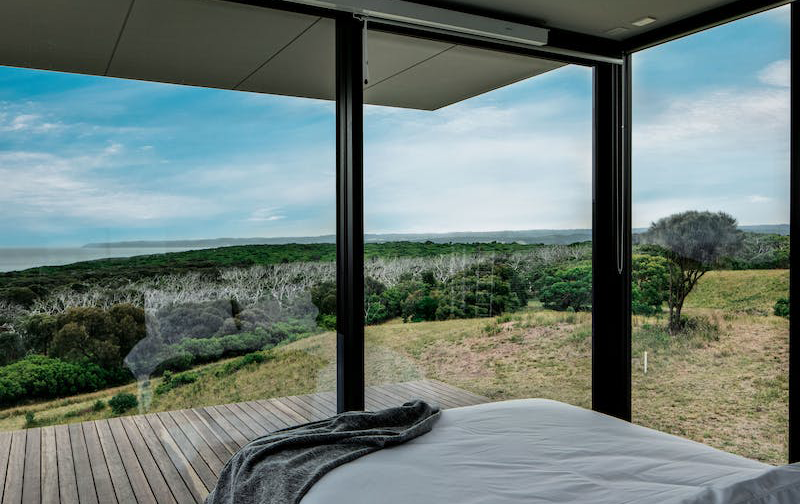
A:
[[0, 0, 791, 110]]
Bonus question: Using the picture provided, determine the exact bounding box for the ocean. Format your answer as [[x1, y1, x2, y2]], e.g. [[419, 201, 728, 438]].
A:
[[0, 247, 204, 273]]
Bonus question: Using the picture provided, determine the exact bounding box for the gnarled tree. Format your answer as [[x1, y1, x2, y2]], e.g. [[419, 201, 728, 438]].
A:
[[641, 211, 742, 333]]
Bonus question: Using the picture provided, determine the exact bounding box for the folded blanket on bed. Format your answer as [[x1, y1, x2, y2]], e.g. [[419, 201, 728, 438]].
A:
[[205, 400, 441, 504]]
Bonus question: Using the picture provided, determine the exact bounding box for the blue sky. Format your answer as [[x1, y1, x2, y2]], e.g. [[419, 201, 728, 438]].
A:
[[0, 6, 790, 246]]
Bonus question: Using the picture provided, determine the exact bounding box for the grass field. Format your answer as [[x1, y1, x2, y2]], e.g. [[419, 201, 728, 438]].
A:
[[0, 269, 789, 464]]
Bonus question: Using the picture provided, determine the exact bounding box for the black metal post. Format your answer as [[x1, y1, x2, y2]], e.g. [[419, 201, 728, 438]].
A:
[[790, 1, 799, 464], [336, 14, 365, 413], [592, 56, 632, 421]]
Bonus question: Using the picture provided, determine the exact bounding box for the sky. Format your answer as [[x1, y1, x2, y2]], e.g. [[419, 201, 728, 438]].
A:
[[0, 6, 790, 246]]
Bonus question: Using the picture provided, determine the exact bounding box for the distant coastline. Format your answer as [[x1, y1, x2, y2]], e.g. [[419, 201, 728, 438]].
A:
[[83, 224, 789, 249]]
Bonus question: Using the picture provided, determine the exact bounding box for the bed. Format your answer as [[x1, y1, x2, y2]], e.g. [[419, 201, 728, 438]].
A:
[[300, 399, 800, 504]]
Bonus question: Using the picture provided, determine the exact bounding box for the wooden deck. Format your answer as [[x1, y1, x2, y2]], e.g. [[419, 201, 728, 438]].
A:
[[0, 380, 488, 503]]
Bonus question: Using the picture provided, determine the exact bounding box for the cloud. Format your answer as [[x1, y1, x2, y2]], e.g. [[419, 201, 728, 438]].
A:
[[363, 86, 593, 233], [0, 113, 61, 133], [758, 59, 790, 87], [0, 149, 219, 226], [632, 60, 790, 227], [248, 208, 286, 222]]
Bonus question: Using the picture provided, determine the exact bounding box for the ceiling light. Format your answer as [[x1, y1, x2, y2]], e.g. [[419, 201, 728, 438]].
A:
[[632, 16, 657, 27], [605, 27, 629, 36]]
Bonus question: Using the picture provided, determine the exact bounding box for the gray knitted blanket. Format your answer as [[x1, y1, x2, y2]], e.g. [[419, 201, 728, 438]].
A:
[[205, 400, 441, 504]]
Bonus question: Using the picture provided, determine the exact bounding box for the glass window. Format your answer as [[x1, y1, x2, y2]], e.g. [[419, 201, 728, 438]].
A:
[[631, 6, 790, 464], [0, 49, 335, 431], [361, 30, 593, 409]]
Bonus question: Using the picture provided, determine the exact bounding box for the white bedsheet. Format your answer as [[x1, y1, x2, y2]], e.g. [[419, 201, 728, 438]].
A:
[[301, 399, 800, 504]]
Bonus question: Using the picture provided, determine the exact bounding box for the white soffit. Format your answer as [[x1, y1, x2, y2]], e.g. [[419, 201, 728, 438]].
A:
[[0, 0, 566, 110], [365, 34, 565, 110], [237, 18, 336, 100], [107, 0, 321, 89], [417, 0, 763, 41], [0, 0, 133, 75]]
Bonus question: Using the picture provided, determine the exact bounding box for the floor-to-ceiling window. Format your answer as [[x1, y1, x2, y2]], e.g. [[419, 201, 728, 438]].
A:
[[0, 17, 337, 435], [358, 30, 594, 408], [631, 5, 790, 464]]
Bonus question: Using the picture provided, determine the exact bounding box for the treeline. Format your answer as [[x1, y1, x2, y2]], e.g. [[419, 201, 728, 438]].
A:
[[312, 259, 529, 326], [0, 241, 540, 296]]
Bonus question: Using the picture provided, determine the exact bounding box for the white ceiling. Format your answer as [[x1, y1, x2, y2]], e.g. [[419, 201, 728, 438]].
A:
[[0, 0, 563, 109], [416, 0, 747, 40], [0, 0, 772, 109]]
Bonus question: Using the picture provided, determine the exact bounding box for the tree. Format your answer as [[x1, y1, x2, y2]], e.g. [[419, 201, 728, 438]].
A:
[[538, 261, 592, 312], [51, 304, 145, 369], [641, 211, 742, 332], [631, 255, 670, 316]]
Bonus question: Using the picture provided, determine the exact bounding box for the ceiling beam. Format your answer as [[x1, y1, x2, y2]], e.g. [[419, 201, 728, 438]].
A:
[[623, 0, 792, 52]]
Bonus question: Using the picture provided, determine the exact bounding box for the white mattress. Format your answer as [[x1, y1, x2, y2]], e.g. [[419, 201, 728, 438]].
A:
[[301, 399, 800, 504]]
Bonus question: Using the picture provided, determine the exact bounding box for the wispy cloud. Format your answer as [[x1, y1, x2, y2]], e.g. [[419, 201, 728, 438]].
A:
[[247, 208, 286, 222], [758, 59, 790, 87]]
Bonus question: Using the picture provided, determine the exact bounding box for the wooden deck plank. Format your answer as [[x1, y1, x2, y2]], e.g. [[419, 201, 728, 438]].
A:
[[151, 413, 217, 493], [272, 396, 323, 422], [289, 395, 334, 419], [127, 415, 195, 504], [403, 380, 474, 407], [380, 382, 460, 408], [241, 401, 286, 431], [40, 428, 59, 504], [307, 391, 338, 413], [209, 405, 258, 441], [224, 405, 270, 437], [192, 409, 241, 455], [244, 401, 290, 430], [258, 398, 309, 425], [421, 380, 488, 404], [365, 385, 405, 409], [0, 431, 13, 502], [68, 423, 98, 504], [165, 411, 225, 476], [95, 420, 137, 504], [81, 422, 117, 504], [142, 414, 207, 504], [107, 417, 158, 504], [54, 425, 79, 504], [22, 428, 40, 504], [3, 429, 25, 504], [3, 380, 486, 503], [200, 408, 249, 449], [179, 409, 234, 462], [119, 416, 178, 504]]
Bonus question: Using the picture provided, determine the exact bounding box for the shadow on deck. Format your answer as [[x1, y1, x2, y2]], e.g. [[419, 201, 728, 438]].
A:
[[0, 380, 488, 503]]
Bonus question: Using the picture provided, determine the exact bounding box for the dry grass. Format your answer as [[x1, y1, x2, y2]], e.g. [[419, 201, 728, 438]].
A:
[[0, 271, 789, 465]]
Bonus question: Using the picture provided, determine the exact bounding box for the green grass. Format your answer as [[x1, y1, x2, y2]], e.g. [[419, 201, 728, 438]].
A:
[[0, 269, 790, 465], [685, 269, 788, 314]]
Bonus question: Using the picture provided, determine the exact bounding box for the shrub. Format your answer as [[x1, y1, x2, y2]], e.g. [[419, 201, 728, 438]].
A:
[[0, 287, 38, 308], [216, 351, 272, 377], [24, 412, 36, 429], [93, 400, 106, 412], [0, 355, 127, 407], [631, 255, 670, 315], [51, 304, 145, 369], [155, 371, 198, 395], [317, 314, 337, 331], [538, 262, 592, 312], [775, 298, 790, 319], [109, 392, 138, 415]]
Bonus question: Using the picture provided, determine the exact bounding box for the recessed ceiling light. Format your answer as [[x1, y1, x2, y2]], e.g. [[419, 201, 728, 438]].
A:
[[632, 16, 657, 27], [605, 27, 629, 36]]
